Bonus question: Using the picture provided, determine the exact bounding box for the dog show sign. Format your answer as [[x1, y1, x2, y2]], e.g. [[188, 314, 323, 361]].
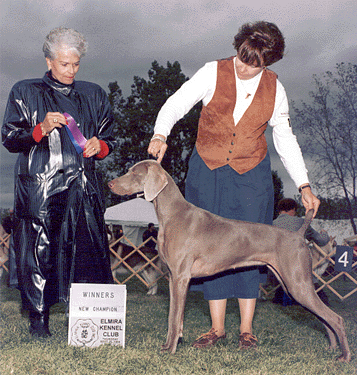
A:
[[68, 283, 127, 348], [335, 245, 354, 273]]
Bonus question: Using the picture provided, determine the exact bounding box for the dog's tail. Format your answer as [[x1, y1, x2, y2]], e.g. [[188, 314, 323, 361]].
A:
[[297, 209, 314, 237]]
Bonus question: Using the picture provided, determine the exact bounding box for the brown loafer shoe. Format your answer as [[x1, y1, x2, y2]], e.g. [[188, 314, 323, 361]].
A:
[[239, 332, 258, 349], [192, 328, 226, 349]]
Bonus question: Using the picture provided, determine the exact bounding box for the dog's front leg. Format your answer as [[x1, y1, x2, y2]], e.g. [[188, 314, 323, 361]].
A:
[[161, 274, 190, 354]]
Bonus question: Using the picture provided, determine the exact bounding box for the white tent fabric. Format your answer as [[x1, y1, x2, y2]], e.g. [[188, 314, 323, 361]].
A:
[[104, 198, 158, 247], [104, 198, 158, 226]]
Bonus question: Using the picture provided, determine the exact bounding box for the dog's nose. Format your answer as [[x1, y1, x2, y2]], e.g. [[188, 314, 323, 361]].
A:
[[108, 181, 114, 188]]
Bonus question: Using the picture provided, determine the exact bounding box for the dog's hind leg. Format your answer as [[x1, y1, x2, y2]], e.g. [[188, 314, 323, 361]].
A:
[[294, 289, 349, 361], [130, 265, 158, 295], [323, 323, 338, 350], [161, 274, 190, 354], [280, 273, 350, 362], [142, 267, 159, 295]]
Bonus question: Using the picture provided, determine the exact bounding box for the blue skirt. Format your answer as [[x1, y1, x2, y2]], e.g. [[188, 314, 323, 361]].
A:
[[186, 147, 273, 300]]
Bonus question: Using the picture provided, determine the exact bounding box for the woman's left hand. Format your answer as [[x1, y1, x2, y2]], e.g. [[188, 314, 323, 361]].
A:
[[300, 186, 320, 217], [84, 137, 101, 158]]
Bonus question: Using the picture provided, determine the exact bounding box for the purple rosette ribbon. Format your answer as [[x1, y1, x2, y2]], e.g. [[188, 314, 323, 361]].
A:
[[63, 112, 87, 154]]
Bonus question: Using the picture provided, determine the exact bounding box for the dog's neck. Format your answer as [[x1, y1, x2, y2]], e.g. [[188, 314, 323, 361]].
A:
[[153, 171, 190, 223]]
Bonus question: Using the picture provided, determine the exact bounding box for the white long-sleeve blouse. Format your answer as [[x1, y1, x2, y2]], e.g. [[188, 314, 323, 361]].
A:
[[154, 57, 309, 188]]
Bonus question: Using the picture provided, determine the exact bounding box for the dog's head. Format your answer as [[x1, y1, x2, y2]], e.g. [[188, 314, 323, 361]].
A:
[[108, 160, 168, 201]]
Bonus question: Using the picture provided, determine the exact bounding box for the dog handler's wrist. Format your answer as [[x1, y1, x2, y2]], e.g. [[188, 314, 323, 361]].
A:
[[95, 140, 109, 159], [151, 134, 166, 143], [298, 184, 311, 194]]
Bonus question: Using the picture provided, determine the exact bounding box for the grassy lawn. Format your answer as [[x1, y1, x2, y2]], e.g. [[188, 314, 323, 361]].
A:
[[0, 274, 356, 375]]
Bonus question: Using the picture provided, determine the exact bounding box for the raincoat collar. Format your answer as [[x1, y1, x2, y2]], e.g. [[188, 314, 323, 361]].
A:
[[43, 71, 75, 96]]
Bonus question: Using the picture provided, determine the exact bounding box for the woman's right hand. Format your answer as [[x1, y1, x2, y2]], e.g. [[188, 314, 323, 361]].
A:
[[147, 134, 168, 163], [300, 186, 320, 218], [41, 112, 67, 135]]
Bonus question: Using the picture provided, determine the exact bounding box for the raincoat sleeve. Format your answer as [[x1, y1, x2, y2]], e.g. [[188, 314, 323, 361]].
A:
[[94, 87, 117, 157], [2, 81, 39, 153]]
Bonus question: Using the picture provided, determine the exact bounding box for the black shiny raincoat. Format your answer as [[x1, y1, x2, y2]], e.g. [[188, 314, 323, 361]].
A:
[[2, 72, 117, 313]]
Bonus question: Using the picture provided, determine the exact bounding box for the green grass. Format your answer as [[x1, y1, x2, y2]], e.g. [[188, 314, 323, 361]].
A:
[[1, 275, 356, 375]]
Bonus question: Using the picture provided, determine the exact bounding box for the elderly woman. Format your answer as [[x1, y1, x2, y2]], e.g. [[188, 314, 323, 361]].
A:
[[2, 27, 116, 337], [148, 21, 320, 349]]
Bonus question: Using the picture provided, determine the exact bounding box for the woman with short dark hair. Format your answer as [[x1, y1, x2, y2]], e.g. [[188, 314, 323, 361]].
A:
[[148, 21, 320, 349]]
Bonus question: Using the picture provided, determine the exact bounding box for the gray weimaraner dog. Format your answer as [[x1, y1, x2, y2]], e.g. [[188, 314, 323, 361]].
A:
[[108, 160, 350, 362]]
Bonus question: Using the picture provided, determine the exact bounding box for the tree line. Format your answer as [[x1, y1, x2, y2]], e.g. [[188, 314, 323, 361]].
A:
[[99, 60, 356, 231], [1, 62, 356, 231], [293, 62, 357, 232]]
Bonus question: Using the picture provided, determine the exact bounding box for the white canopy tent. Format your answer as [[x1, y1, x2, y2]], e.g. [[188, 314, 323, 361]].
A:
[[104, 198, 158, 247]]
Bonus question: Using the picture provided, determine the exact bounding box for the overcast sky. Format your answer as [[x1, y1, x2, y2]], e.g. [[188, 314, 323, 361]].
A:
[[1, 0, 356, 209]]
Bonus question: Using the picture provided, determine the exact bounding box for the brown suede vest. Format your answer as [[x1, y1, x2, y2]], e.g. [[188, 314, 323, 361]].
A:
[[196, 56, 277, 174]]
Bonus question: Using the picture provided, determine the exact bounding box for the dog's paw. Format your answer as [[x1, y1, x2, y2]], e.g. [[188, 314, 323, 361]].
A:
[[146, 287, 158, 296], [336, 353, 351, 362], [161, 343, 177, 354]]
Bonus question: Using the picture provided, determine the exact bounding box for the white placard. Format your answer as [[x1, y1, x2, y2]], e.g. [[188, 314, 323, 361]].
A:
[[68, 283, 126, 348]]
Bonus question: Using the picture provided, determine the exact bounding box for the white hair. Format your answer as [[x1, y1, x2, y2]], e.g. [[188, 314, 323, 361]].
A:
[[43, 27, 88, 59]]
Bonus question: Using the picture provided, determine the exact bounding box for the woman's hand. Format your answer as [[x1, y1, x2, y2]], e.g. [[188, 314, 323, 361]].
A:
[[84, 137, 101, 158], [147, 134, 167, 163], [300, 185, 320, 217], [41, 112, 67, 134]]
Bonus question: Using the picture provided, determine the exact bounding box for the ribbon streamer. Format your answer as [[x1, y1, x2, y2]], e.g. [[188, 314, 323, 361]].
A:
[[63, 112, 87, 154]]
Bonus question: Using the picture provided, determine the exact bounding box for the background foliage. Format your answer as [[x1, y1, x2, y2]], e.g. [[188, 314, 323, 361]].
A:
[[293, 63, 357, 232], [101, 60, 201, 206], [3, 62, 356, 225], [98, 60, 356, 226]]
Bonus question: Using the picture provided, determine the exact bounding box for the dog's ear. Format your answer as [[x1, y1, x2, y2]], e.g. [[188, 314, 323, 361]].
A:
[[143, 162, 168, 201]]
